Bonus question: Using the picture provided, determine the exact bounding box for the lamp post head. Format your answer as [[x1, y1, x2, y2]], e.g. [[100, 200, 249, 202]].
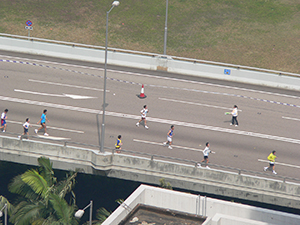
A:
[[75, 209, 85, 218], [0, 211, 2, 217], [112, 1, 120, 6]]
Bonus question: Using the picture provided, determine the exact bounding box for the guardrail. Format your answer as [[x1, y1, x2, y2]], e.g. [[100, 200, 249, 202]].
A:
[[3, 132, 299, 185], [1, 32, 300, 79]]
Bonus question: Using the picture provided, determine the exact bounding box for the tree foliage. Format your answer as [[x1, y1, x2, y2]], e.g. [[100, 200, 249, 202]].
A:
[[8, 157, 79, 225]]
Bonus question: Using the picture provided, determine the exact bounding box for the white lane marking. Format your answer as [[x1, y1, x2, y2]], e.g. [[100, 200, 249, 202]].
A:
[[29, 79, 106, 92], [282, 116, 300, 122], [1, 54, 299, 100], [63, 94, 96, 100], [133, 139, 203, 152], [14, 89, 96, 99], [1, 95, 300, 145], [37, 135, 70, 140], [159, 97, 242, 111], [258, 159, 300, 169], [7, 120, 84, 133]]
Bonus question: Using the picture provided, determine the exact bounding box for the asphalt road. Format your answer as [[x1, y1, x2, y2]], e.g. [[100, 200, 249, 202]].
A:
[[0, 50, 299, 178]]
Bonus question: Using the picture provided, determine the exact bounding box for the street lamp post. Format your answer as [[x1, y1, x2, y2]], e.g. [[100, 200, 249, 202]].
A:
[[75, 200, 93, 225], [163, 0, 169, 55], [0, 203, 8, 225], [100, 1, 120, 152]]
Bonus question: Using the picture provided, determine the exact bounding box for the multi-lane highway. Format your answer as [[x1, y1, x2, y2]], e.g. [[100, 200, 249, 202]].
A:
[[0, 50, 299, 178]]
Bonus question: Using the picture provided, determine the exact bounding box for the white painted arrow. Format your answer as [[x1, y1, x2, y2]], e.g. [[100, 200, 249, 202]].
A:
[[14, 89, 96, 100]]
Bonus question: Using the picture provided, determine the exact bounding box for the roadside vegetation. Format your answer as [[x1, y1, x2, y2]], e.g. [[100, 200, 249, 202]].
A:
[[0, 0, 300, 73]]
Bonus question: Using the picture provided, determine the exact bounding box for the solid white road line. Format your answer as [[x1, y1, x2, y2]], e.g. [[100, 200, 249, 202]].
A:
[[1, 95, 300, 145], [133, 139, 203, 152], [159, 97, 242, 111], [28, 79, 106, 92], [37, 135, 71, 140], [258, 159, 300, 169], [1, 54, 299, 100], [7, 120, 84, 134], [282, 116, 300, 122], [14, 89, 96, 99]]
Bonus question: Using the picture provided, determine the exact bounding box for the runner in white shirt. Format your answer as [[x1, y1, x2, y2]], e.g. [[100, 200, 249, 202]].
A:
[[230, 105, 239, 126], [136, 105, 149, 129], [0, 109, 8, 132], [198, 142, 215, 169], [18, 118, 32, 139]]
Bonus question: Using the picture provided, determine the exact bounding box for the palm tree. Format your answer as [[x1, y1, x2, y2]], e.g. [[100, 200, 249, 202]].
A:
[[8, 157, 79, 225]]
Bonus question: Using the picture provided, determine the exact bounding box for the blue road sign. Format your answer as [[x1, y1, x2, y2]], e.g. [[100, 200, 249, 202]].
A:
[[26, 20, 32, 26], [224, 69, 231, 75]]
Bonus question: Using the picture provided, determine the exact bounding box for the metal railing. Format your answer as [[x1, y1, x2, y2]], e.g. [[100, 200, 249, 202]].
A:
[[1, 32, 300, 78]]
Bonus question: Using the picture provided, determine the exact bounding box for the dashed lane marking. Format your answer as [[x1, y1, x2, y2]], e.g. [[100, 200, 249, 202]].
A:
[[1, 96, 299, 145], [133, 139, 203, 152], [1, 55, 300, 100], [258, 159, 300, 169], [1, 58, 300, 108]]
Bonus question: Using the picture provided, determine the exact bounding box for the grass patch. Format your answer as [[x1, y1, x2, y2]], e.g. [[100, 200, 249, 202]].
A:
[[0, 0, 300, 73]]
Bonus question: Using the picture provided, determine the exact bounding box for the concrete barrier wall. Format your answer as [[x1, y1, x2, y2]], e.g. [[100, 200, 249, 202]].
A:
[[0, 136, 300, 210], [0, 36, 300, 90]]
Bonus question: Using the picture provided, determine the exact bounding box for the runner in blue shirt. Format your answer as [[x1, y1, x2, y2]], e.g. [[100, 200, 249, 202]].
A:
[[163, 125, 174, 149], [35, 109, 50, 136]]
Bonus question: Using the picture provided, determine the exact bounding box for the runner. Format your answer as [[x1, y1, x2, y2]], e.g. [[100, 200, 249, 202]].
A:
[[18, 118, 32, 139], [0, 109, 8, 132], [230, 105, 239, 126], [163, 125, 174, 149], [35, 109, 50, 136], [264, 150, 277, 174], [115, 135, 122, 153], [197, 142, 215, 169], [136, 105, 149, 129]]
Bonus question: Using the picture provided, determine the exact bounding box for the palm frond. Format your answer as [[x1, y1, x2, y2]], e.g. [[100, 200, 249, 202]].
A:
[[8, 175, 39, 200], [49, 193, 78, 225], [56, 171, 77, 199], [10, 201, 44, 225], [21, 169, 49, 198], [38, 157, 57, 186], [0, 196, 14, 215], [95, 207, 112, 224]]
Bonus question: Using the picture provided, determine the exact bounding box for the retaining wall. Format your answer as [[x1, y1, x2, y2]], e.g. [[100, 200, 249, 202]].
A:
[[0, 136, 300, 209]]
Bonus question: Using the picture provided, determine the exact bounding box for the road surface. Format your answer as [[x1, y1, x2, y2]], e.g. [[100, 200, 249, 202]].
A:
[[0, 50, 299, 178]]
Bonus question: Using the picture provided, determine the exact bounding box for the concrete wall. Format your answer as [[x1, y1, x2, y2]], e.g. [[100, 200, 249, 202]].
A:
[[1, 135, 300, 210], [0, 35, 300, 90], [103, 185, 300, 225]]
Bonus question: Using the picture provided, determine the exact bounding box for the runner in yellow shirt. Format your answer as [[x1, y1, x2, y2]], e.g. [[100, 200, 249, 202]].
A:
[[264, 151, 277, 174], [115, 135, 122, 153]]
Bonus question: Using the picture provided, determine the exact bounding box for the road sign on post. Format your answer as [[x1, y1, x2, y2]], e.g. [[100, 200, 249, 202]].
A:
[[25, 20, 33, 39]]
